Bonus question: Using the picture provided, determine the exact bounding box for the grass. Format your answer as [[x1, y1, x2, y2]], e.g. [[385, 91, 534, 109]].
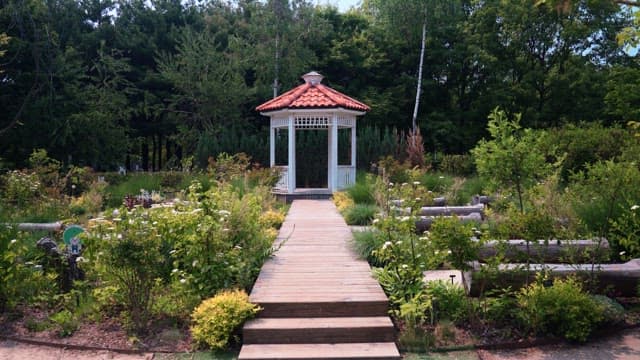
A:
[[420, 172, 455, 193], [347, 173, 376, 205], [344, 204, 377, 225], [352, 229, 383, 265]]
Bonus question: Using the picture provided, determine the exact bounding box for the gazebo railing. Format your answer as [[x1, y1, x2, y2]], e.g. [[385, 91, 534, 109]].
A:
[[274, 166, 288, 192], [337, 165, 356, 190]]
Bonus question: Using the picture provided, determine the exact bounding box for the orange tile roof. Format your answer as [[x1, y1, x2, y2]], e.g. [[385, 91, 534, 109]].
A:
[[256, 82, 370, 112]]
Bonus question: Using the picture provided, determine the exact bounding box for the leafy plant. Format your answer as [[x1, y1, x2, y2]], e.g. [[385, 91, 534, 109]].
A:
[[49, 310, 79, 337], [344, 204, 377, 225], [190, 289, 260, 350], [472, 108, 556, 212], [426, 280, 467, 323], [516, 277, 603, 342], [429, 217, 478, 271], [610, 204, 640, 260]]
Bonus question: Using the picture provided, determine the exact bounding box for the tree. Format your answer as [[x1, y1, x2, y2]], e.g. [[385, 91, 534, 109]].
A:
[[471, 108, 555, 213]]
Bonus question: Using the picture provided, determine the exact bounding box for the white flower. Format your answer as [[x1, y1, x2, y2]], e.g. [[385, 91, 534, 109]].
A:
[[401, 264, 409, 269], [400, 216, 411, 222], [419, 236, 429, 241], [172, 268, 179, 273], [192, 260, 198, 267], [382, 241, 392, 250], [447, 250, 452, 255], [179, 278, 187, 284], [10, 239, 17, 245], [620, 251, 626, 256], [401, 182, 408, 187], [413, 181, 420, 185], [389, 182, 394, 187], [218, 210, 231, 216], [117, 234, 123, 240], [439, 176, 445, 179], [112, 209, 120, 217], [631, 205, 639, 211], [372, 219, 380, 224], [415, 198, 421, 202], [223, 228, 230, 232], [34, 265, 43, 270]]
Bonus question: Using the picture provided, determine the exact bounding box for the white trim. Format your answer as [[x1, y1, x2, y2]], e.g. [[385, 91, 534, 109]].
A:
[[260, 107, 366, 117]]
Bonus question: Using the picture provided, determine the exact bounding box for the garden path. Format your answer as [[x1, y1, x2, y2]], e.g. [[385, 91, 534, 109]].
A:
[[238, 199, 400, 360]]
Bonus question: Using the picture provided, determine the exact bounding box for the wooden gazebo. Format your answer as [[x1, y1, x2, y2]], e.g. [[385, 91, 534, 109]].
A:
[[256, 72, 370, 196]]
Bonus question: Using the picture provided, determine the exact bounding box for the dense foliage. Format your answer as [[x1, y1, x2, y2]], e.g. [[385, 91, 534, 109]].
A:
[[1, 0, 638, 170]]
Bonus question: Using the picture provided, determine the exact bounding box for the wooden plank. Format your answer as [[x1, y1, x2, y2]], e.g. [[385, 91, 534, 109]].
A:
[[239, 343, 400, 360], [240, 200, 399, 359], [243, 317, 395, 344]]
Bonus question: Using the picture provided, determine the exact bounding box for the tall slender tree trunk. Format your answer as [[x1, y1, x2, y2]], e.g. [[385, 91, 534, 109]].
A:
[[412, 20, 427, 132], [142, 139, 149, 171], [273, 34, 280, 98]]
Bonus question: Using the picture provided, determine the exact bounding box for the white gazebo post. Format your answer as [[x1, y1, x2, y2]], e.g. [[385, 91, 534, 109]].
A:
[[287, 114, 296, 194], [256, 71, 370, 197], [329, 114, 339, 192]]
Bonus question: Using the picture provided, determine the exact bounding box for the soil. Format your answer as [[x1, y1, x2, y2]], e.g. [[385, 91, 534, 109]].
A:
[[0, 307, 192, 353]]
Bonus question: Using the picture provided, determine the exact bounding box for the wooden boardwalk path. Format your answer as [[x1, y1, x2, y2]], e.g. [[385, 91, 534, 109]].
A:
[[239, 200, 400, 360]]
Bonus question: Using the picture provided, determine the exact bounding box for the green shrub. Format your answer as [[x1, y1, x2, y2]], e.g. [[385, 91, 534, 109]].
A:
[[429, 217, 479, 270], [569, 160, 640, 241], [49, 310, 79, 337], [592, 295, 625, 326], [95, 207, 166, 334], [344, 204, 377, 225], [190, 289, 260, 350], [419, 172, 453, 193], [516, 277, 603, 342], [0, 226, 57, 312], [426, 280, 467, 323], [610, 204, 640, 260]]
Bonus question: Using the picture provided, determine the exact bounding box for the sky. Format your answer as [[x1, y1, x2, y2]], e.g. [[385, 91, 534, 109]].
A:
[[322, 0, 362, 12]]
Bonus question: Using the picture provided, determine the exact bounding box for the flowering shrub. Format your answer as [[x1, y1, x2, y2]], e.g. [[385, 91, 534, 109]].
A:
[[0, 225, 57, 312], [1, 170, 42, 207], [610, 204, 640, 260], [86, 181, 275, 333]]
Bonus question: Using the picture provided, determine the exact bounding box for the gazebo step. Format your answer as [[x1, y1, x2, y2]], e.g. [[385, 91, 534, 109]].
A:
[[243, 316, 396, 344], [238, 343, 401, 360]]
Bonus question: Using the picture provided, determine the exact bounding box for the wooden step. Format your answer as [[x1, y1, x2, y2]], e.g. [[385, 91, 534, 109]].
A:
[[243, 317, 395, 344], [238, 342, 401, 360], [256, 300, 388, 318]]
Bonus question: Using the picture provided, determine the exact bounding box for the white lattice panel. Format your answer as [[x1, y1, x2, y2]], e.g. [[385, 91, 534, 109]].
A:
[[294, 115, 332, 129]]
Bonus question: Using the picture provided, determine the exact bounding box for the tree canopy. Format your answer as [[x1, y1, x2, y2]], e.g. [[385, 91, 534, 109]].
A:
[[0, 0, 637, 170]]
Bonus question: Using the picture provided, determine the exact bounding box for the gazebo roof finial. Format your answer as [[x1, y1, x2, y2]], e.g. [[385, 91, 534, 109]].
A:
[[302, 71, 324, 85]]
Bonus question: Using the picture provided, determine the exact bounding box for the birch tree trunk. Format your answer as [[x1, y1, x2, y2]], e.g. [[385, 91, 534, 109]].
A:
[[411, 20, 427, 132]]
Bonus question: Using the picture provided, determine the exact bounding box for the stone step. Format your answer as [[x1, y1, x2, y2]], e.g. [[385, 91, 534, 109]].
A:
[[255, 300, 388, 318], [243, 317, 395, 344], [238, 342, 401, 360]]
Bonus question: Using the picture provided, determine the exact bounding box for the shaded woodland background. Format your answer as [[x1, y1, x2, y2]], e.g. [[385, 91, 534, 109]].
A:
[[1, 0, 638, 171]]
